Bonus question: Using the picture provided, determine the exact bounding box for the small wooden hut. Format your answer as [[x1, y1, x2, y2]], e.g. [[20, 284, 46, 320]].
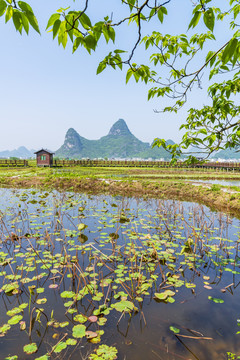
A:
[[34, 149, 54, 167]]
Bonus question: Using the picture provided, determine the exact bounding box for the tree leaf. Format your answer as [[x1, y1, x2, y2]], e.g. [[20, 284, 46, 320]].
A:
[[222, 38, 238, 65], [52, 19, 61, 39], [203, 8, 215, 32], [46, 13, 60, 30], [157, 9, 163, 23], [25, 11, 40, 33], [188, 11, 201, 29], [5, 5, 12, 23], [0, 0, 7, 17], [18, 1, 33, 14], [12, 11, 22, 33], [96, 61, 106, 74], [21, 12, 29, 34], [79, 13, 92, 29]]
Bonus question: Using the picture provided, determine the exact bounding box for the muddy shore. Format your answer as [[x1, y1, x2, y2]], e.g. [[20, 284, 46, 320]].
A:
[[1, 175, 240, 218]]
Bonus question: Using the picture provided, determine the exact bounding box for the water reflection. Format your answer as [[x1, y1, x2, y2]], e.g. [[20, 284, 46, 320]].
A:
[[0, 188, 239, 359]]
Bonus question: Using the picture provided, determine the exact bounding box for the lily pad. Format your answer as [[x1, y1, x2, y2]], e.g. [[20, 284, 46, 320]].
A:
[[111, 300, 134, 313], [49, 284, 58, 289], [88, 315, 98, 323], [36, 298, 47, 304], [54, 341, 67, 353], [72, 324, 86, 338], [8, 315, 23, 325], [86, 331, 98, 339], [78, 223, 88, 231], [89, 344, 118, 360], [208, 296, 224, 303], [169, 326, 180, 334], [66, 338, 77, 346], [60, 291, 76, 298], [154, 290, 175, 300], [74, 314, 88, 323], [23, 343, 38, 354]]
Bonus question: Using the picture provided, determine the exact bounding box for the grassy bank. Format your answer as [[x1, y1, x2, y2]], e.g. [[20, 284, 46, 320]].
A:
[[0, 165, 240, 217]]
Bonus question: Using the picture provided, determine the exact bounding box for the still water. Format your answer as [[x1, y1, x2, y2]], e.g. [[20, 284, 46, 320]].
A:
[[0, 188, 239, 360], [189, 179, 240, 187]]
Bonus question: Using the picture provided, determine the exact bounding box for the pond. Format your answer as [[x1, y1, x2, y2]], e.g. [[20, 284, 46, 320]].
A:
[[189, 179, 240, 187], [0, 188, 239, 360]]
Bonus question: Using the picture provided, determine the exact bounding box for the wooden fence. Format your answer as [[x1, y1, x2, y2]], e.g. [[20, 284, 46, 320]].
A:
[[0, 158, 238, 170], [0, 159, 28, 167], [52, 159, 240, 170]]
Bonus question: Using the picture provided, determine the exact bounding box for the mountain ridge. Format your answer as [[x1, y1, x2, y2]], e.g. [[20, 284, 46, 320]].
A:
[[56, 119, 173, 160], [0, 146, 35, 159]]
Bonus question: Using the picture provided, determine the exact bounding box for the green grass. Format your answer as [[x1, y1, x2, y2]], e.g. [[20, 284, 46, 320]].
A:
[[1, 164, 240, 182]]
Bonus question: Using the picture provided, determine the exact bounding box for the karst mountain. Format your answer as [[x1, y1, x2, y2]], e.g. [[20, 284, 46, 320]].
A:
[[55, 119, 174, 159]]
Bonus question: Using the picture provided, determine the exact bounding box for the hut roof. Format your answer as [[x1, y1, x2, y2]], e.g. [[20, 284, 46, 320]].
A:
[[34, 149, 55, 155]]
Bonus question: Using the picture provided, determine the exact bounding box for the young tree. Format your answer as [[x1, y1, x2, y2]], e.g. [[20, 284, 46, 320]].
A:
[[1, 0, 240, 161]]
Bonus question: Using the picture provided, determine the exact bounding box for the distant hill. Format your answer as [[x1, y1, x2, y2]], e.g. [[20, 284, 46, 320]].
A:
[[211, 148, 240, 160], [0, 146, 35, 159], [56, 119, 174, 160]]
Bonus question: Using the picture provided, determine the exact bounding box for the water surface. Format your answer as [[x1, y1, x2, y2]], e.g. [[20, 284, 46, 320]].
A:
[[0, 188, 239, 360]]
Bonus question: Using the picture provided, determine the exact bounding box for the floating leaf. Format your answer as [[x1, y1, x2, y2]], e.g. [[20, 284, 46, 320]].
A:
[[8, 315, 23, 325], [203, 276, 210, 280], [97, 317, 107, 326], [88, 315, 98, 323], [49, 284, 58, 289], [23, 343, 38, 354], [36, 298, 47, 304], [20, 321, 26, 331], [111, 300, 134, 313], [7, 307, 22, 317], [204, 285, 212, 290], [78, 234, 88, 243], [154, 290, 175, 300], [66, 338, 77, 346], [78, 223, 88, 231], [72, 324, 86, 338], [89, 344, 118, 360], [59, 321, 69, 328], [36, 287, 45, 293], [88, 330, 104, 344], [2, 283, 18, 294], [185, 283, 196, 288], [35, 356, 49, 360], [54, 341, 67, 353], [208, 296, 224, 303], [0, 324, 11, 334], [86, 330, 98, 339], [74, 314, 88, 323], [60, 291, 76, 298], [169, 326, 180, 334]]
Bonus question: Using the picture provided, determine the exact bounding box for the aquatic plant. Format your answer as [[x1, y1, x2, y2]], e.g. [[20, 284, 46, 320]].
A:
[[0, 188, 239, 359]]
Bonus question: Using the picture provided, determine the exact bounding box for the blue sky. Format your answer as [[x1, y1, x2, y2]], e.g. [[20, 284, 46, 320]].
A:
[[0, 0, 229, 151]]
